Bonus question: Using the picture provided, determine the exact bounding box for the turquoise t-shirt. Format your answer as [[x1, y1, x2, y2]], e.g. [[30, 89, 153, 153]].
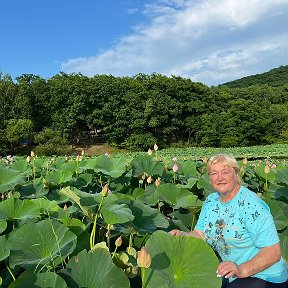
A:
[[195, 186, 288, 283]]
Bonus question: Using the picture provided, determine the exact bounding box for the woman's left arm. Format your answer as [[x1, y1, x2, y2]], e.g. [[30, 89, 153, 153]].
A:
[[217, 242, 282, 279]]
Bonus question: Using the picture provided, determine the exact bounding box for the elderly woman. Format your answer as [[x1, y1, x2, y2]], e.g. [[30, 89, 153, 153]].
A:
[[169, 153, 288, 288]]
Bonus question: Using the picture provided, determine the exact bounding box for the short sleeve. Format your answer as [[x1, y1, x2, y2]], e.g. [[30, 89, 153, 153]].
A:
[[243, 197, 279, 247]]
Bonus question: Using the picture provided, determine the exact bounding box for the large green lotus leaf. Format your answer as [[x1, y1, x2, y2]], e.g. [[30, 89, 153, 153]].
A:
[[0, 235, 10, 261], [56, 160, 79, 173], [10, 158, 31, 176], [46, 170, 73, 185], [61, 249, 130, 288], [275, 168, 288, 185], [174, 194, 203, 210], [93, 155, 129, 178], [156, 183, 190, 206], [254, 164, 276, 182], [7, 219, 77, 270], [0, 198, 40, 221], [101, 202, 134, 224], [124, 200, 169, 233], [266, 182, 288, 200], [31, 198, 61, 214], [131, 154, 163, 178], [59, 187, 90, 218], [70, 173, 93, 189], [264, 199, 288, 230], [0, 166, 26, 193], [197, 174, 214, 197], [137, 187, 160, 206], [61, 217, 86, 235], [16, 177, 49, 198], [177, 160, 199, 177], [8, 270, 67, 288], [0, 220, 7, 233], [177, 177, 198, 189], [169, 215, 192, 231], [144, 230, 222, 288]]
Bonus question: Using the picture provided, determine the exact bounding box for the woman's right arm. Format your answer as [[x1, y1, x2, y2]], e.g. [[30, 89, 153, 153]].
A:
[[169, 229, 204, 239]]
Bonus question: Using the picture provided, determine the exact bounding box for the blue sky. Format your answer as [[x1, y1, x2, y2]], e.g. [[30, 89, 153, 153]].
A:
[[1, 0, 288, 86]]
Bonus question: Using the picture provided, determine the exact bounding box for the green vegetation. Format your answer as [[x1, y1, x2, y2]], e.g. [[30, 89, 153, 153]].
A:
[[220, 65, 288, 88], [0, 66, 287, 155], [0, 153, 286, 287]]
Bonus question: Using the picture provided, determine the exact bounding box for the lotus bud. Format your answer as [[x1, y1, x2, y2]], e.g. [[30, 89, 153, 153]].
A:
[[63, 204, 68, 211], [142, 173, 147, 180], [147, 148, 153, 156], [26, 156, 31, 162], [147, 176, 152, 184], [154, 144, 158, 151], [173, 163, 179, 173], [81, 150, 85, 156], [271, 163, 276, 168], [101, 184, 109, 196], [115, 236, 122, 247], [264, 164, 270, 174], [155, 177, 161, 187], [137, 246, 151, 268], [242, 158, 248, 165], [31, 151, 35, 157]]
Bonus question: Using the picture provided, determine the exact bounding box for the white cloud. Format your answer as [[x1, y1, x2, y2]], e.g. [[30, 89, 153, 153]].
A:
[[61, 0, 288, 86]]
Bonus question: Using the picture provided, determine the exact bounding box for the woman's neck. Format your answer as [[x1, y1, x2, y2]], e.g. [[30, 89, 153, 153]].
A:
[[220, 183, 240, 203]]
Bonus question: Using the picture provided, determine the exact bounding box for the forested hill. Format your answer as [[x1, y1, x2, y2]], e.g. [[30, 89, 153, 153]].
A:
[[220, 65, 288, 88]]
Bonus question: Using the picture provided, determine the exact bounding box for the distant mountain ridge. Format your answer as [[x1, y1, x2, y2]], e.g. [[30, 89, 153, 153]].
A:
[[219, 65, 288, 88]]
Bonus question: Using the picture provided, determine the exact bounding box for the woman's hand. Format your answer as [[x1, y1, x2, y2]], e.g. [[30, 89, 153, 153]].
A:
[[216, 261, 246, 279], [168, 229, 186, 236]]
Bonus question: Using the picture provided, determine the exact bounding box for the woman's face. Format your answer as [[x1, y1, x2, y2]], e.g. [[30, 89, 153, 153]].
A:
[[208, 161, 238, 195]]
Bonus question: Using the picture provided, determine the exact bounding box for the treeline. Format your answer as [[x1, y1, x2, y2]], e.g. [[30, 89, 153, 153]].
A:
[[0, 70, 288, 155], [221, 65, 288, 88]]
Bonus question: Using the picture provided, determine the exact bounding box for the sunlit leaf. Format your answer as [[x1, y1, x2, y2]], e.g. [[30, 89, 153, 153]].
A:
[[131, 154, 163, 177], [60, 249, 130, 288], [7, 219, 77, 270], [0, 198, 40, 221], [0, 166, 26, 193], [144, 230, 222, 288]]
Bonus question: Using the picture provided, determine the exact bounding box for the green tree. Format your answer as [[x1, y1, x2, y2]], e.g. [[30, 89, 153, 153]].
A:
[[5, 119, 33, 150]]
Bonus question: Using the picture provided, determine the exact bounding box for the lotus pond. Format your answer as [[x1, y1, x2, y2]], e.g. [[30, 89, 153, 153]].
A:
[[0, 152, 287, 287]]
